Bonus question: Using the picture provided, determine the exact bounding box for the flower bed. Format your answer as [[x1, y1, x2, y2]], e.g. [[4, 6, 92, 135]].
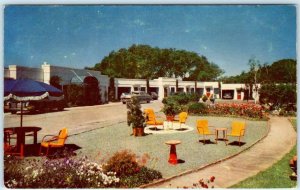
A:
[[189, 102, 267, 120], [4, 149, 162, 188]]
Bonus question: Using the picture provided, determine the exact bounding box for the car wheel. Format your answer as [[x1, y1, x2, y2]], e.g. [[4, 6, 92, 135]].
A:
[[122, 102, 126, 104]]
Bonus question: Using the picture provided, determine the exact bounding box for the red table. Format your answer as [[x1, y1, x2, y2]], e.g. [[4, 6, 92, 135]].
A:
[[4, 126, 41, 158], [165, 140, 181, 165]]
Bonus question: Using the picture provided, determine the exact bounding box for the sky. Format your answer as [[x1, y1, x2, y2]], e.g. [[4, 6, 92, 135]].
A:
[[4, 5, 296, 76]]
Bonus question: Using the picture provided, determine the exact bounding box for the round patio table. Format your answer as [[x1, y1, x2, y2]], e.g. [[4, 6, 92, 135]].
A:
[[215, 127, 228, 145], [165, 140, 181, 165], [4, 126, 42, 158]]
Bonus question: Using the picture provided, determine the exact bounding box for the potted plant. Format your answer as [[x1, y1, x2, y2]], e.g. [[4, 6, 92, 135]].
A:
[[127, 96, 146, 136], [162, 98, 180, 121]]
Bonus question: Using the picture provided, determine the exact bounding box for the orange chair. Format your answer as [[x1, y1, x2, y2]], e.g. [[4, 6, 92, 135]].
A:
[[196, 119, 215, 145], [144, 108, 164, 129], [227, 121, 246, 146], [4, 130, 18, 156], [173, 112, 188, 129], [39, 128, 68, 156]]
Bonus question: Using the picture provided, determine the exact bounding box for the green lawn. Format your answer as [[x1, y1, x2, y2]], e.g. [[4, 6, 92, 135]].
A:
[[231, 118, 297, 188], [66, 116, 268, 178]]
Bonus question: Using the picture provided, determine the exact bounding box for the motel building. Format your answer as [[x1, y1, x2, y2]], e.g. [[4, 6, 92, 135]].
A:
[[4, 63, 260, 103]]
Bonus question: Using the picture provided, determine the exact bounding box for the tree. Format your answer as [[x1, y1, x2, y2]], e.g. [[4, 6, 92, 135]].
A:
[[259, 83, 296, 111], [50, 75, 62, 89], [268, 59, 296, 83], [220, 59, 296, 84], [92, 44, 223, 80]]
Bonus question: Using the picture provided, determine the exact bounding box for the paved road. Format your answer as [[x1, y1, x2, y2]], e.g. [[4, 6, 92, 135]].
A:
[[142, 116, 297, 188], [4, 100, 163, 142]]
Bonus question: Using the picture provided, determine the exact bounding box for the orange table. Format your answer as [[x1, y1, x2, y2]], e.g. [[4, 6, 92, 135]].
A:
[[165, 140, 181, 165], [4, 126, 41, 158], [215, 128, 228, 145]]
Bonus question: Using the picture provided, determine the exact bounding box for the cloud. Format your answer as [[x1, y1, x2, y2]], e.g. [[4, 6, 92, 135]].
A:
[[184, 29, 190, 33], [268, 43, 273, 53], [134, 19, 145, 26], [201, 45, 208, 50]]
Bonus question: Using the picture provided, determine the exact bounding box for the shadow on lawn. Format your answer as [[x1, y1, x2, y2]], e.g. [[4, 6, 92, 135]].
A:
[[228, 141, 246, 146], [23, 143, 81, 158], [198, 139, 216, 145]]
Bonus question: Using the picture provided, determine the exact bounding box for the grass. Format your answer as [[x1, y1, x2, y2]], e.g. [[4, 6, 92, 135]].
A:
[[231, 118, 297, 188], [66, 116, 268, 178]]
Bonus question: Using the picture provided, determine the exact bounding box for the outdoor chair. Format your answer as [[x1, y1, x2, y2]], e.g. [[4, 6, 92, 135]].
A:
[[39, 128, 68, 156], [144, 108, 164, 128], [196, 119, 215, 145], [4, 129, 19, 156], [173, 112, 188, 129], [227, 121, 246, 146]]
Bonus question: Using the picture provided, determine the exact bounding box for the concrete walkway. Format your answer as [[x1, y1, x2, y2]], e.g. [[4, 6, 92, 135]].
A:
[[144, 116, 297, 188]]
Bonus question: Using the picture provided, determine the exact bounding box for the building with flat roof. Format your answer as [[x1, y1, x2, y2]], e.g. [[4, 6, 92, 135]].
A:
[[4, 63, 260, 102]]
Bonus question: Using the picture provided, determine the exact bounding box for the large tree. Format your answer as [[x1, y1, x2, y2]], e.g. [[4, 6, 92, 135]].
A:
[[220, 58, 297, 84], [91, 44, 224, 80]]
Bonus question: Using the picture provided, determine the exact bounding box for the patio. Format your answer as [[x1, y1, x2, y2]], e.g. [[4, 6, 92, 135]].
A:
[[66, 115, 268, 178]]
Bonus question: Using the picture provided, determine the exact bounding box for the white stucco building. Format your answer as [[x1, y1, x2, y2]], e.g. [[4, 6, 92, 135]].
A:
[[4, 63, 260, 102]]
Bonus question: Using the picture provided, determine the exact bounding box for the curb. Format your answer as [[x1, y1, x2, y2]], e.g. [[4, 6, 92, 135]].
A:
[[140, 118, 271, 188]]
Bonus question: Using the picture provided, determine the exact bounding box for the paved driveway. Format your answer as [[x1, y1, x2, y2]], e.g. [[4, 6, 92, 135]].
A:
[[4, 100, 163, 142]]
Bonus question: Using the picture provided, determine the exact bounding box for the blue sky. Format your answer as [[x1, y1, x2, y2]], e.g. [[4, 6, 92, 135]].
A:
[[4, 5, 296, 76]]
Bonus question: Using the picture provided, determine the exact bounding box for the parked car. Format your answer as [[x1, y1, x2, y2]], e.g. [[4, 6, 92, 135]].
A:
[[150, 92, 158, 100], [8, 99, 66, 114], [121, 91, 152, 104], [223, 93, 233, 99], [120, 93, 131, 104]]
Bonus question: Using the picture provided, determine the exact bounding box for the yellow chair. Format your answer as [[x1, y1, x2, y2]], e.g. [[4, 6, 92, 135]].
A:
[[39, 128, 68, 156], [173, 112, 188, 129], [196, 120, 215, 145], [227, 121, 246, 146], [144, 108, 164, 127]]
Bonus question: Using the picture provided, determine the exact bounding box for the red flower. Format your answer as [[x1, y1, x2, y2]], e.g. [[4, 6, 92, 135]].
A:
[[210, 176, 215, 182]]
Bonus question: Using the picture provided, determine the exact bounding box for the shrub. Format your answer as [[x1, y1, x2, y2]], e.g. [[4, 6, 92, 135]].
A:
[[162, 98, 181, 116], [120, 167, 162, 188], [127, 96, 146, 128], [103, 150, 162, 188], [104, 150, 140, 177], [202, 95, 208, 102], [162, 93, 200, 116], [188, 103, 208, 114], [171, 93, 200, 104]]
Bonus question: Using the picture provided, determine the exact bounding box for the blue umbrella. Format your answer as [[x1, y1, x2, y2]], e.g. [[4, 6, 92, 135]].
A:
[[4, 78, 64, 127]]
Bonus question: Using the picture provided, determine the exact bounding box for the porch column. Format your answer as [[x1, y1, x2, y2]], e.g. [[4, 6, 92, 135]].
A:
[[8, 65, 17, 79], [41, 62, 51, 84], [115, 87, 118, 100]]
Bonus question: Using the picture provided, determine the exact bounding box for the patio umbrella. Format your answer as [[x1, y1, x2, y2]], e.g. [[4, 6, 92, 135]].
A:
[[4, 78, 64, 127]]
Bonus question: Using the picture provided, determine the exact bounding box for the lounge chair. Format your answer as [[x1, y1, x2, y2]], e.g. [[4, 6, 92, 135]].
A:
[[227, 121, 246, 146], [39, 128, 68, 156], [144, 108, 164, 128], [196, 119, 215, 145]]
